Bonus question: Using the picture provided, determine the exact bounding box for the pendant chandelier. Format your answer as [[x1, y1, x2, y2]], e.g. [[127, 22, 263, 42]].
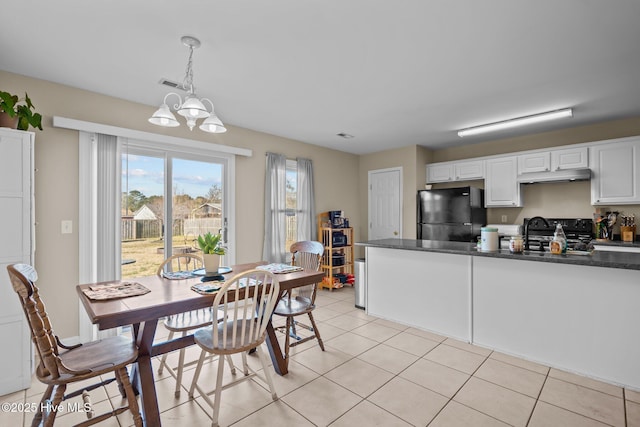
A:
[[148, 36, 227, 133]]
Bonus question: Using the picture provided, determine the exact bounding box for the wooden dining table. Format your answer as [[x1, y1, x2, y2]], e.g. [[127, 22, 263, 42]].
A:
[[76, 262, 325, 427]]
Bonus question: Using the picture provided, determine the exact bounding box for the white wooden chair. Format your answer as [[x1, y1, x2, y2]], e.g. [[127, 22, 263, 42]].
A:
[[156, 253, 233, 397], [273, 241, 325, 361], [188, 269, 280, 427]]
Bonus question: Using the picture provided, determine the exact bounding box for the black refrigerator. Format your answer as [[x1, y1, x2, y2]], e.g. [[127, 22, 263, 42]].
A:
[[417, 186, 487, 242]]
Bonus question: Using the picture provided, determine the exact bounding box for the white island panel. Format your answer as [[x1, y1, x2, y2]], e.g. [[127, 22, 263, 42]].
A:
[[366, 246, 471, 341], [473, 256, 640, 388]]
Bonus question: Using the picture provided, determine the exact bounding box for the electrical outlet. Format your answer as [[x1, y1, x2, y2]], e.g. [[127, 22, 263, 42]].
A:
[[501, 215, 508, 223], [61, 220, 73, 234]]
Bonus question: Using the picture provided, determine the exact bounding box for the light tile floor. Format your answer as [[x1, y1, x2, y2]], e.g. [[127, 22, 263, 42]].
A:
[[2, 286, 638, 426]]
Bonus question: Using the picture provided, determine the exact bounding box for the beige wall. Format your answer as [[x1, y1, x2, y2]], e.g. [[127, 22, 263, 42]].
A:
[[357, 145, 433, 251], [2, 70, 359, 338]]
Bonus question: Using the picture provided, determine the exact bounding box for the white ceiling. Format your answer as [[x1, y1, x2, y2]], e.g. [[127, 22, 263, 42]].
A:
[[2, 1, 640, 155]]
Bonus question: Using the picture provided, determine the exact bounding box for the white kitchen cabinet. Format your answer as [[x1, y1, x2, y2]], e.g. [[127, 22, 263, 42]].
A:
[[454, 159, 484, 180], [0, 128, 34, 394], [518, 152, 550, 174], [485, 156, 522, 207], [427, 159, 484, 183], [551, 146, 588, 171], [426, 162, 454, 183], [590, 137, 640, 205]]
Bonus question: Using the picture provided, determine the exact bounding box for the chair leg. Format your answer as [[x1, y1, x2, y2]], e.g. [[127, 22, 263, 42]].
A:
[[307, 312, 325, 351], [241, 351, 250, 376], [114, 368, 127, 398], [289, 318, 300, 340], [174, 347, 186, 398], [43, 384, 66, 427], [226, 354, 236, 375], [31, 384, 54, 427], [255, 346, 278, 400], [211, 353, 226, 427], [188, 349, 207, 399], [158, 330, 175, 375], [284, 317, 292, 362], [117, 367, 143, 427], [171, 330, 190, 398]]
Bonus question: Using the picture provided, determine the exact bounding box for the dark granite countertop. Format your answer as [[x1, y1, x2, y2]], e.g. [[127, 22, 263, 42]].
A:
[[356, 238, 640, 271]]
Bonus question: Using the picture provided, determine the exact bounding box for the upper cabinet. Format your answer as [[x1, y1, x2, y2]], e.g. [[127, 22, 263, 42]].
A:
[[518, 147, 588, 175], [551, 147, 588, 171], [426, 162, 454, 183], [590, 137, 640, 205], [455, 160, 484, 181], [518, 152, 550, 174], [485, 156, 522, 207], [426, 159, 484, 183]]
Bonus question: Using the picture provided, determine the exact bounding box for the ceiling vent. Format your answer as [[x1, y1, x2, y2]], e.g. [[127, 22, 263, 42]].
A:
[[158, 78, 188, 92]]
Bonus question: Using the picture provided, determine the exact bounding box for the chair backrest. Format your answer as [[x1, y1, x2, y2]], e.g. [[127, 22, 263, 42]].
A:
[[157, 253, 204, 277], [290, 241, 323, 300], [6, 264, 62, 379], [212, 269, 280, 352]]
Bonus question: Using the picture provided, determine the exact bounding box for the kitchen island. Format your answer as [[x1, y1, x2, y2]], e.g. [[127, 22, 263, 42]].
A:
[[357, 238, 640, 389]]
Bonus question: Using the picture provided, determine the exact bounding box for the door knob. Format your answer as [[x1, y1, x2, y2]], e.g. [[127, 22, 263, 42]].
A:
[[394, 231, 398, 236]]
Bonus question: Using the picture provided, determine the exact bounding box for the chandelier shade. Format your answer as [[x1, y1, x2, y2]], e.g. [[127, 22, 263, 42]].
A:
[[148, 36, 227, 134]]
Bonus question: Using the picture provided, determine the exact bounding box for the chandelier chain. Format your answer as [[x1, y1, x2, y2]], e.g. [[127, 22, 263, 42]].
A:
[[183, 46, 195, 94]]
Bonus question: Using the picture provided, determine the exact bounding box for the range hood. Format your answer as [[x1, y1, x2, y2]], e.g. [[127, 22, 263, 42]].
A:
[[517, 168, 591, 184]]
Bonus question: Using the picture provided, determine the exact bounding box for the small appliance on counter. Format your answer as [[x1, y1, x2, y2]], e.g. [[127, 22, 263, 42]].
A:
[[417, 186, 487, 242]]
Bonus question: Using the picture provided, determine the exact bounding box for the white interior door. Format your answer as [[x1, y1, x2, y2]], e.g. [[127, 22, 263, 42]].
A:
[[368, 167, 402, 240]]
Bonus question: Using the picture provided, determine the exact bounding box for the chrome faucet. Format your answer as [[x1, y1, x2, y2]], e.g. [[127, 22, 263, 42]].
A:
[[524, 216, 550, 251]]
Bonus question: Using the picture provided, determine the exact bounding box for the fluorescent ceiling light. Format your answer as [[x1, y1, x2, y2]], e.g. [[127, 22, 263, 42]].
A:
[[457, 108, 573, 137]]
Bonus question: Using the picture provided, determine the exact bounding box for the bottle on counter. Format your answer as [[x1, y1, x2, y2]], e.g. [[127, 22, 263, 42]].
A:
[[550, 224, 567, 254], [509, 235, 524, 253]]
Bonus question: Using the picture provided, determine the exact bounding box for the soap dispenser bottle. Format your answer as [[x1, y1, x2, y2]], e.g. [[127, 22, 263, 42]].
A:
[[550, 224, 567, 254]]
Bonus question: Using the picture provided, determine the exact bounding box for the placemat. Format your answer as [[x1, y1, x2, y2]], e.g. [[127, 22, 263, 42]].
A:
[[83, 282, 151, 301], [256, 263, 303, 274], [191, 281, 224, 294], [162, 270, 198, 280]]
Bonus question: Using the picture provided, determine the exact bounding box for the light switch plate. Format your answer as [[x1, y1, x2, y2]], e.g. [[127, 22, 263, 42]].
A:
[[501, 215, 508, 223], [61, 220, 73, 234]]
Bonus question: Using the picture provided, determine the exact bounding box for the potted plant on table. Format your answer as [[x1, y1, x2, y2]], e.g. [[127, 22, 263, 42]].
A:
[[0, 90, 43, 131], [197, 232, 226, 275]]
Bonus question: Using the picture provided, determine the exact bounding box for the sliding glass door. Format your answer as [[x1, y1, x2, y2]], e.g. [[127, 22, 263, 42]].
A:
[[121, 148, 227, 278]]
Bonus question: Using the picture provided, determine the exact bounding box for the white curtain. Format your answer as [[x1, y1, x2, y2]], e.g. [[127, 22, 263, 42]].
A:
[[78, 132, 121, 342], [296, 158, 316, 241], [262, 152, 287, 263]]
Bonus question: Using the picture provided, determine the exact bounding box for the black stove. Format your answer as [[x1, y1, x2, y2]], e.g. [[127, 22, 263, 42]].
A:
[[523, 217, 594, 250]]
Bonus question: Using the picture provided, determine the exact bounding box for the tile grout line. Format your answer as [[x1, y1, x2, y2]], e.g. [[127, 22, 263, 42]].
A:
[[425, 349, 508, 426], [524, 365, 550, 426]]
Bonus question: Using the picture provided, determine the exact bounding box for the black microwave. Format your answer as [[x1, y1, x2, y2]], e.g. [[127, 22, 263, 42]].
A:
[[332, 232, 347, 247]]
